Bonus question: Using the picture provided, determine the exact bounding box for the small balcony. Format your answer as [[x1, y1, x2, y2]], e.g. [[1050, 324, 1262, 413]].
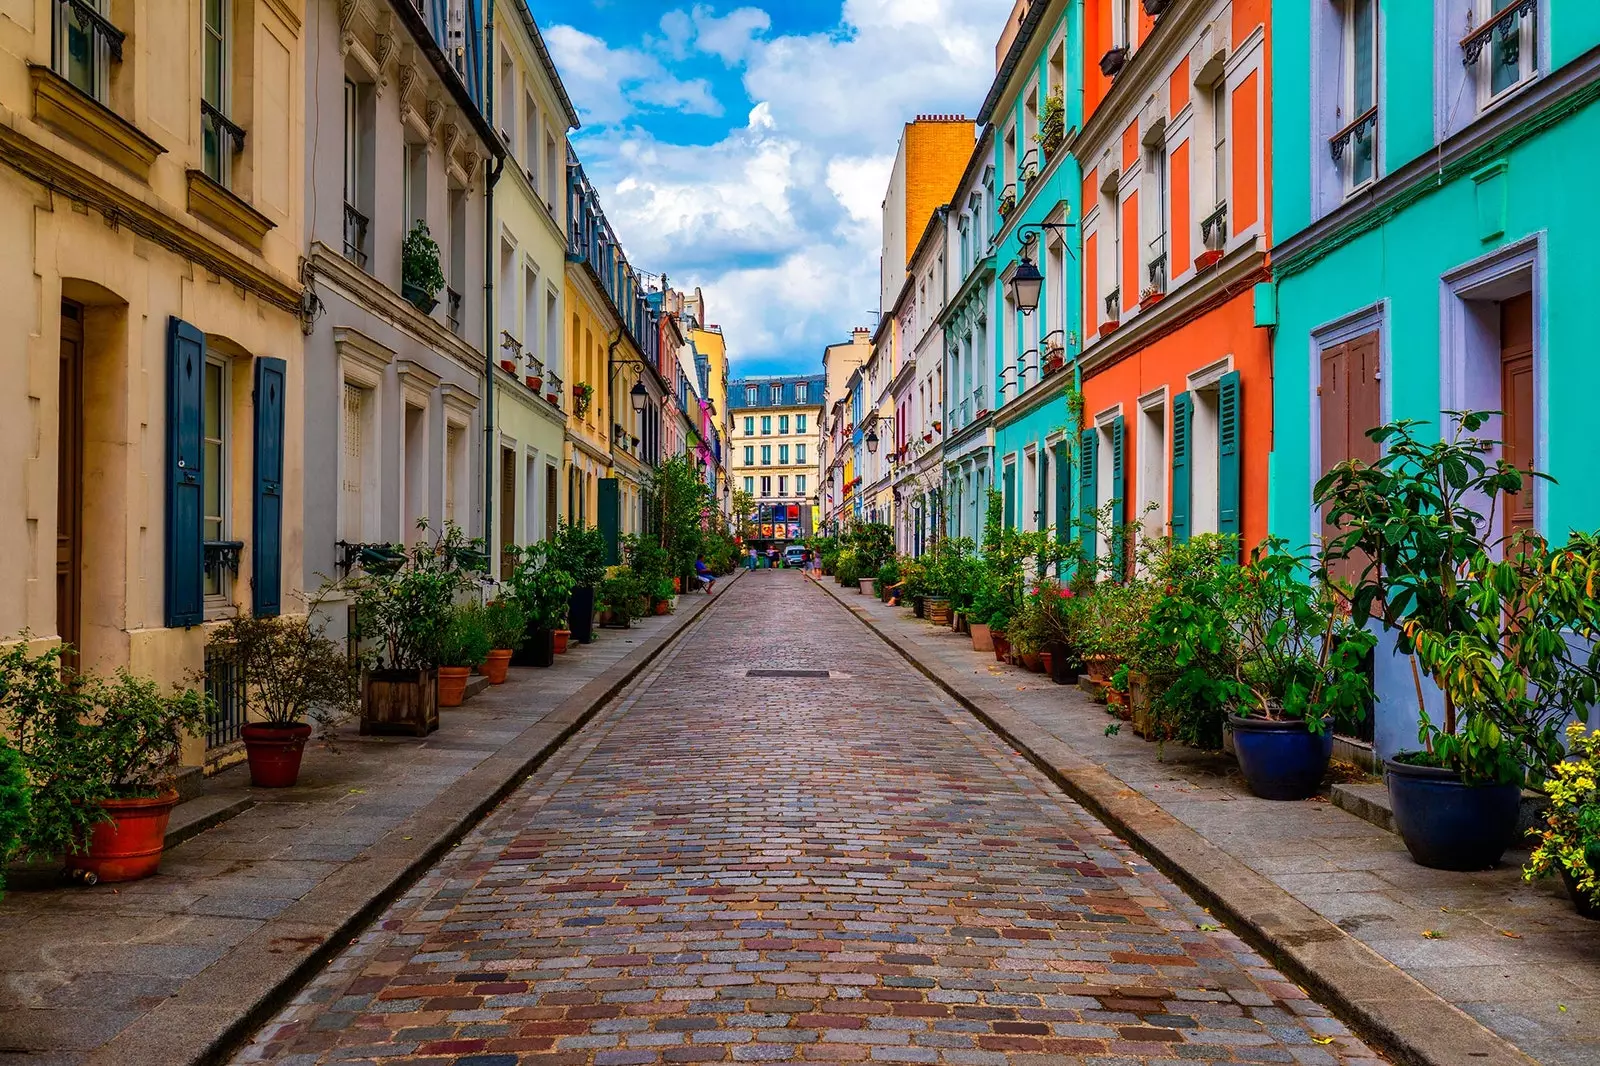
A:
[[447, 288, 462, 334], [342, 202, 369, 269]]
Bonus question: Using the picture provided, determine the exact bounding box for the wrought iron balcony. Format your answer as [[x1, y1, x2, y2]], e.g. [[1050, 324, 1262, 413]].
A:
[[343, 202, 369, 269], [1200, 203, 1228, 251], [447, 288, 462, 334], [1104, 290, 1121, 321], [203, 540, 244, 589], [1461, 0, 1535, 66], [201, 99, 246, 187], [57, 0, 124, 61], [1328, 106, 1378, 163], [1146, 242, 1168, 294]]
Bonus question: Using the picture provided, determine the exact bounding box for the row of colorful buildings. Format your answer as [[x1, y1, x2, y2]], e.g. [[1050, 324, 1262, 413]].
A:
[[0, 0, 735, 766], [820, 0, 1600, 758]]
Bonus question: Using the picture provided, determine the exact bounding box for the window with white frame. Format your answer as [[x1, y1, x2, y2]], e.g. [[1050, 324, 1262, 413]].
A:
[[404, 142, 428, 229], [1332, 0, 1378, 191], [779, 415, 790, 434], [761, 476, 771, 497], [797, 443, 807, 464], [201, 0, 239, 188], [1115, 0, 1135, 49], [1138, 395, 1167, 544], [743, 476, 754, 495], [797, 413, 808, 433], [779, 475, 788, 496], [1146, 137, 1169, 295], [341, 383, 373, 541], [445, 423, 463, 525], [524, 92, 540, 190], [770, 383, 783, 404], [523, 264, 539, 367], [746, 385, 758, 404], [1470, 0, 1538, 106], [1212, 79, 1230, 209], [202, 356, 231, 602], [55, 0, 115, 101], [797, 474, 807, 495], [797, 382, 809, 403]]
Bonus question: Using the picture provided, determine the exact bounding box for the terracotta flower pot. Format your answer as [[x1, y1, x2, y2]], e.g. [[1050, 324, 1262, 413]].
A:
[[1021, 651, 1042, 672], [437, 665, 472, 707], [554, 630, 571, 654], [482, 649, 513, 684], [500, 358, 517, 373], [242, 722, 312, 788], [970, 622, 994, 652], [525, 376, 543, 392], [1041, 651, 1054, 676], [991, 631, 1010, 663], [65, 791, 180, 884], [655, 600, 670, 616]]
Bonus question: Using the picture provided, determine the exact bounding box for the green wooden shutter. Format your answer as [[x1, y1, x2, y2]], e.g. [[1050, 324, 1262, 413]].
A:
[[1170, 391, 1192, 543], [1002, 462, 1016, 529], [165, 317, 205, 628], [598, 477, 621, 565], [1111, 415, 1127, 577], [252, 357, 286, 617], [1078, 428, 1096, 565], [1217, 371, 1242, 537], [1036, 448, 1049, 532], [1052, 439, 1071, 545]]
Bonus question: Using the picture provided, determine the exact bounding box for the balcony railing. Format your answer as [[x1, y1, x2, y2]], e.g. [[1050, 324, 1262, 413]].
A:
[[447, 288, 462, 334], [343, 202, 369, 269], [1104, 290, 1121, 321], [1328, 106, 1378, 163], [201, 99, 246, 187], [204, 644, 246, 751], [1146, 240, 1168, 295], [203, 539, 244, 592], [1200, 203, 1228, 252], [1461, 0, 1535, 66], [57, 0, 125, 60]]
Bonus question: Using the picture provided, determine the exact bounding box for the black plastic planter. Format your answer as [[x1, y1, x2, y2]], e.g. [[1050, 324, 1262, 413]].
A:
[[526, 628, 555, 669], [570, 585, 596, 645], [1046, 643, 1080, 686], [1385, 759, 1520, 870], [1229, 716, 1332, 801], [912, 595, 925, 619]]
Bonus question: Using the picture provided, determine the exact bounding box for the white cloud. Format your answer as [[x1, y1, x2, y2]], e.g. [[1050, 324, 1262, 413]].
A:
[[554, 0, 1014, 372], [543, 25, 724, 124]]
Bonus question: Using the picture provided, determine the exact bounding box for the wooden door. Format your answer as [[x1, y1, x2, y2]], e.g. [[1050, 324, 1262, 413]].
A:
[[500, 448, 517, 576], [1500, 293, 1534, 538], [1319, 330, 1381, 585], [545, 465, 558, 541], [57, 302, 84, 666]]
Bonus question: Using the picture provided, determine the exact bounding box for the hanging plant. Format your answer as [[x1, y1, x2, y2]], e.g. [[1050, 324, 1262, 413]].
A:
[[572, 382, 594, 419]]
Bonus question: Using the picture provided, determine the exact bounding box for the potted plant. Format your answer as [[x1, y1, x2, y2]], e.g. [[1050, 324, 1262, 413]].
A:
[[1034, 91, 1065, 160], [0, 736, 27, 898], [653, 577, 676, 615], [572, 382, 595, 419], [2, 643, 210, 884], [401, 221, 445, 314], [1526, 723, 1600, 918], [1315, 413, 1600, 869], [481, 598, 527, 683], [506, 542, 576, 667], [599, 564, 645, 628], [207, 611, 361, 788], [436, 602, 492, 707], [346, 521, 483, 736], [550, 522, 604, 645]]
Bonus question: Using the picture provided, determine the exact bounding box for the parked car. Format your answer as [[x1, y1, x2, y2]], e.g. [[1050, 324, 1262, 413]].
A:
[[784, 545, 807, 568]]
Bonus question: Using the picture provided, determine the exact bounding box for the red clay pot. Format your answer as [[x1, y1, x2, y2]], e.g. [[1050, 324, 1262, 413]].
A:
[[1041, 651, 1054, 676], [1021, 651, 1042, 672], [437, 665, 471, 707], [242, 722, 312, 788], [655, 601, 670, 616], [991, 632, 1010, 663], [554, 630, 571, 654], [65, 792, 179, 884], [482, 649, 513, 684]]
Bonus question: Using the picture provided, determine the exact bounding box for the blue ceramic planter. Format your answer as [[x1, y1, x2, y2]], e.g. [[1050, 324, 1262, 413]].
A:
[[1385, 759, 1520, 870], [1228, 716, 1332, 800]]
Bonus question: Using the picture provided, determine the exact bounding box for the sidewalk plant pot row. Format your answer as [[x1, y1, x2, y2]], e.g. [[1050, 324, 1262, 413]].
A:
[[65, 792, 181, 884], [1385, 759, 1521, 870], [363, 669, 440, 737]]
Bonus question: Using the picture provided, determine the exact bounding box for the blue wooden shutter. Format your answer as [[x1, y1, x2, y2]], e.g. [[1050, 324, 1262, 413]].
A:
[[1111, 416, 1127, 577], [1002, 462, 1016, 529], [1078, 428, 1096, 565], [252, 357, 286, 617], [1052, 439, 1071, 545], [1217, 371, 1242, 537], [165, 317, 205, 628], [1171, 391, 1192, 543], [598, 477, 620, 565]]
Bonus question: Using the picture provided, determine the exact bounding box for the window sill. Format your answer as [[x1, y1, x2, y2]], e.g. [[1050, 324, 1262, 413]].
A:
[[30, 65, 166, 181], [187, 169, 275, 251]]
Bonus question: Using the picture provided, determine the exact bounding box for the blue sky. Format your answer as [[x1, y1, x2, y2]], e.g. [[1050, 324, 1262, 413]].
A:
[[524, 0, 1015, 377]]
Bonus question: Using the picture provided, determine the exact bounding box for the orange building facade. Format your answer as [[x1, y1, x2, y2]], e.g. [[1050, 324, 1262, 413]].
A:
[[1073, 0, 1273, 562]]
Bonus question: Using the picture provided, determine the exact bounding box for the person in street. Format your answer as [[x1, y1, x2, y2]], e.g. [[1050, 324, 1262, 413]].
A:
[[768, 546, 779, 569], [695, 556, 716, 593]]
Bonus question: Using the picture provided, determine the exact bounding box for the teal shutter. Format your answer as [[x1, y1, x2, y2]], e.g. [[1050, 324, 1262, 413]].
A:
[[1171, 391, 1192, 543], [1036, 448, 1048, 531], [1002, 462, 1016, 529], [252, 357, 286, 617], [1052, 439, 1071, 545], [1217, 371, 1241, 537], [1078, 428, 1096, 565], [165, 317, 205, 628], [598, 477, 620, 565], [1111, 416, 1126, 577]]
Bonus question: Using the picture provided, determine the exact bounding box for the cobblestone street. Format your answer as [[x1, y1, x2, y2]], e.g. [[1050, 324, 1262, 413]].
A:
[[238, 571, 1382, 1066]]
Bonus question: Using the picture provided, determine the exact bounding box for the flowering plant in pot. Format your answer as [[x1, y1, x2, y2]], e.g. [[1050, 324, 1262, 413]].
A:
[[1, 642, 209, 883], [1526, 722, 1600, 918], [481, 598, 526, 683], [1316, 412, 1600, 869], [572, 382, 595, 419], [436, 602, 492, 707], [206, 610, 361, 788]]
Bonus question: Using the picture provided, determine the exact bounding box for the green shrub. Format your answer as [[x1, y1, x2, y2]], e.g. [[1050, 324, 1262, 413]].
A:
[[484, 598, 529, 650], [438, 603, 493, 668], [0, 737, 29, 896], [835, 550, 861, 589]]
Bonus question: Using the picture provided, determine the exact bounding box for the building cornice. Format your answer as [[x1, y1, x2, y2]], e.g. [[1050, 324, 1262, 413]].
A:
[[1070, 2, 1223, 156], [939, 256, 996, 329], [978, 0, 1058, 125]]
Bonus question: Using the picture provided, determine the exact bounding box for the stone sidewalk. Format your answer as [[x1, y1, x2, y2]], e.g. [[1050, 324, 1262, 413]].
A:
[[0, 579, 734, 1066], [816, 577, 1600, 1066]]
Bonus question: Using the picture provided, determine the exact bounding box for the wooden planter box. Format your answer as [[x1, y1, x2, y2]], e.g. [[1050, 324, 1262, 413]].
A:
[[1129, 671, 1170, 739], [926, 599, 952, 626], [361, 668, 439, 737]]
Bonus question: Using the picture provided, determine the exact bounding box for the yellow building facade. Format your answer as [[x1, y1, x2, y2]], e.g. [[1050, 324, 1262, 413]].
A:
[[0, 0, 307, 764]]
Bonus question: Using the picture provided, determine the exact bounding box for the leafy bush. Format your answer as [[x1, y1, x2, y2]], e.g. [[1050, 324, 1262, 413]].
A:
[[599, 564, 648, 621], [438, 602, 492, 668], [1526, 722, 1600, 904], [206, 611, 360, 732], [877, 558, 901, 600], [401, 221, 445, 299], [0, 737, 27, 896], [342, 521, 485, 671], [550, 522, 606, 587], [483, 598, 529, 650], [846, 521, 895, 575], [505, 542, 576, 631], [835, 549, 861, 589]]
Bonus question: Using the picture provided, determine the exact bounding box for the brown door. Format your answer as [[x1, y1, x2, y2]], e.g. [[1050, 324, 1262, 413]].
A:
[[500, 447, 517, 575], [545, 465, 558, 541], [1319, 330, 1381, 586], [57, 302, 84, 667], [1500, 293, 1534, 539]]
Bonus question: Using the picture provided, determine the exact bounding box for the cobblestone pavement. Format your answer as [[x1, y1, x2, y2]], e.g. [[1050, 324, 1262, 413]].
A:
[[236, 571, 1383, 1066]]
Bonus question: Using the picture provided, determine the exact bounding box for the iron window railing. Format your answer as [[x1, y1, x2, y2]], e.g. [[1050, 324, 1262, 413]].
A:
[[343, 203, 369, 268], [1104, 290, 1121, 321], [1200, 203, 1228, 251], [203, 539, 244, 593], [54, 0, 124, 101], [447, 288, 462, 334], [201, 100, 247, 188], [1146, 240, 1168, 294], [204, 644, 247, 750], [1461, 1, 1536, 67]]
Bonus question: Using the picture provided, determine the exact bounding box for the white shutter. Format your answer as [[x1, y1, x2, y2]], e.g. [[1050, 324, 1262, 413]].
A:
[[341, 384, 364, 540]]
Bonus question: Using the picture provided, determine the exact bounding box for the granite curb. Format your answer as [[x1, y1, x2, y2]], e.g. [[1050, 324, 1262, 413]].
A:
[[82, 574, 738, 1066], [811, 574, 1537, 1066]]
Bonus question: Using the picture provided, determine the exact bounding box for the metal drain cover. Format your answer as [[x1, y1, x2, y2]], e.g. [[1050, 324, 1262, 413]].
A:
[[746, 669, 831, 678]]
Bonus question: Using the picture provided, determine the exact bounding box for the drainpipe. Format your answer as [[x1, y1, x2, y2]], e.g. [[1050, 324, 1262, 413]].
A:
[[483, 8, 504, 570]]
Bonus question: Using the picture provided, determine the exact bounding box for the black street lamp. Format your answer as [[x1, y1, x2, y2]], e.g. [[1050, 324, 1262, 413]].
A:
[[1008, 256, 1044, 315], [865, 428, 880, 455], [629, 380, 648, 414]]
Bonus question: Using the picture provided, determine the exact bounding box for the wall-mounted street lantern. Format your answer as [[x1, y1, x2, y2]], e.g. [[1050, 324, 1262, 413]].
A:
[[630, 380, 648, 414], [1006, 221, 1078, 316]]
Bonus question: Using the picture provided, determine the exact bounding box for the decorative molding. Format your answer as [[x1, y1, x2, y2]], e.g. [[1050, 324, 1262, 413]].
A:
[[30, 65, 166, 181], [185, 170, 275, 251], [373, 20, 400, 95], [440, 383, 479, 416], [424, 97, 445, 139], [333, 326, 395, 389], [395, 59, 418, 108], [0, 120, 298, 311], [396, 357, 442, 406]]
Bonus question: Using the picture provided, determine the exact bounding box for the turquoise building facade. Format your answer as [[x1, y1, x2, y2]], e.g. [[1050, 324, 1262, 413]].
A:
[[1270, 1, 1600, 756], [977, 0, 1086, 540]]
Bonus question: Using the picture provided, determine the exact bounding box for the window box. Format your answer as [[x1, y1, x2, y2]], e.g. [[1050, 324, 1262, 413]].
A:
[[1099, 47, 1128, 78], [30, 64, 165, 180], [401, 281, 437, 314], [185, 169, 274, 251], [1139, 288, 1165, 311], [1194, 249, 1224, 272]]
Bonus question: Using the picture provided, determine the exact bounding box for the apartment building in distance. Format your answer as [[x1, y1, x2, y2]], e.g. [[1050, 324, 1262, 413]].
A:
[[729, 375, 825, 548]]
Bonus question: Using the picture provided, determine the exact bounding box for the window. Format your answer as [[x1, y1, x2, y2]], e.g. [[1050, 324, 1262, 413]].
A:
[[796, 474, 807, 495], [797, 414, 807, 434], [797, 443, 807, 464], [746, 385, 758, 404], [778, 476, 788, 496], [743, 416, 754, 435], [779, 445, 790, 464], [341, 383, 369, 540], [524, 93, 540, 191], [201, 0, 238, 188], [404, 142, 428, 229], [1475, 0, 1537, 104], [445, 424, 463, 525], [55, 0, 115, 101], [761, 476, 771, 497], [202, 357, 230, 600], [797, 382, 809, 403], [744, 446, 754, 465], [761, 445, 771, 465], [545, 131, 559, 208], [1147, 141, 1169, 293], [1116, 0, 1134, 48], [1338, 0, 1377, 189], [343, 80, 370, 269], [523, 265, 539, 364], [1212, 79, 1229, 207], [744, 476, 754, 495], [770, 383, 783, 404], [761, 415, 771, 435], [779, 415, 789, 434]]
